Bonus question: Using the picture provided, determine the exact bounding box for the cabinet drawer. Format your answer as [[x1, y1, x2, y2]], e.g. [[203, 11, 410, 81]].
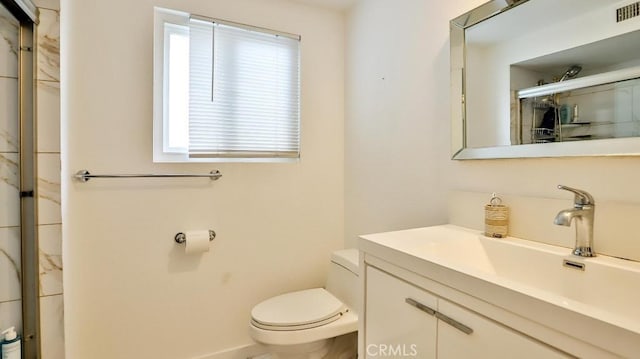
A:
[[365, 266, 437, 359]]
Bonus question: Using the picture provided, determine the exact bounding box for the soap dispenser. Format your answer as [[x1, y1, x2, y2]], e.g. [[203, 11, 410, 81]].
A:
[[1, 327, 21, 359], [485, 193, 509, 238]]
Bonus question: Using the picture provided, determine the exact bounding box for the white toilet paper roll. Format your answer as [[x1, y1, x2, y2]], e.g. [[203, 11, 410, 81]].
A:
[[184, 230, 210, 254]]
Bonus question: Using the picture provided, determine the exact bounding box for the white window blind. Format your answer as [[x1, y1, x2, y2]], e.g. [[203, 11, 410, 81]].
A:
[[188, 18, 301, 159]]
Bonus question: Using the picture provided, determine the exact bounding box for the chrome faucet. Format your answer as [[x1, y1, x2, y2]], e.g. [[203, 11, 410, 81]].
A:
[[554, 185, 595, 257]]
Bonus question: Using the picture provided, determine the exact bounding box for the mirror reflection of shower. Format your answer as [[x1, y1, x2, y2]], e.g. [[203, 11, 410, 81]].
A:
[[558, 65, 582, 82], [516, 69, 640, 146], [522, 66, 584, 144], [531, 65, 584, 143], [508, 28, 640, 147]]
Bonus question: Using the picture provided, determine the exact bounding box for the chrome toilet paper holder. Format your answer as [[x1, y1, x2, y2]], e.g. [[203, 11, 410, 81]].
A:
[[174, 230, 216, 244]]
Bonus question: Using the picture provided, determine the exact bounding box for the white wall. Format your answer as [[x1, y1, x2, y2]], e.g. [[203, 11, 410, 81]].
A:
[[346, 0, 640, 261], [61, 0, 640, 356], [344, 0, 487, 246], [61, 0, 344, 357], [448, 1, 640, 253]]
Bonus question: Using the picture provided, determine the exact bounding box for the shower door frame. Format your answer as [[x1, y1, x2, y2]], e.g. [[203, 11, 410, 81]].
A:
[[1, 0, 39, 357]]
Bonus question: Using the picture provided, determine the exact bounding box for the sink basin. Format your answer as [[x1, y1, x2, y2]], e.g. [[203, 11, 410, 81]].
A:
[[360, 224, 640, 335]]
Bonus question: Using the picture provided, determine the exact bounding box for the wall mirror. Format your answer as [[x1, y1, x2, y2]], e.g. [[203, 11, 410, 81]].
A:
[[451, 0, 640, 159]]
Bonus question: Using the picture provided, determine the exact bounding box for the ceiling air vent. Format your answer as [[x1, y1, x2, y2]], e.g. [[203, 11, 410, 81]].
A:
[[617, 2, 640, 22]]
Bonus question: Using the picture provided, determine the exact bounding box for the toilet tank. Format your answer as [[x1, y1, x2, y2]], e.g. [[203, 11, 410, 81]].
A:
[[326, 249, 359, 314]]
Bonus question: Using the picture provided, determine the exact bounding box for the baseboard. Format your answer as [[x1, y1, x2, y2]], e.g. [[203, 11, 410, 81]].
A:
[[190, 333, 358, 359], [191, 343, 268, 359]]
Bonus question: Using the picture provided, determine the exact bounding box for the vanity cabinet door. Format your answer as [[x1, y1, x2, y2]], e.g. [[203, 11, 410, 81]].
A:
[[364, 266, 437, 359], [437, 299, 570, 359]]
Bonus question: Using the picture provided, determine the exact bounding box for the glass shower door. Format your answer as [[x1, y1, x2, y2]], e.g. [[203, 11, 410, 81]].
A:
[[0, 0, 23, 340], [0, 1, 39, 357]]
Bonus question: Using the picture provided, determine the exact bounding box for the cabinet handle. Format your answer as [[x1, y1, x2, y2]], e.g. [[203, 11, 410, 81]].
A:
[[436, 312, 473, 335], [405, 298, 436, 316], [405, 298, 473, 335]]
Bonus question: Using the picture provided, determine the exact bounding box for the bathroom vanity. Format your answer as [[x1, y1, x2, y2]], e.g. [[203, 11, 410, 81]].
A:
[[358, 225, 640, 358]]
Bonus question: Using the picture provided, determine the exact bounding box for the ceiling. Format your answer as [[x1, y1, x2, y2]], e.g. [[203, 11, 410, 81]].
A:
[[289, 0, 357, 11], [466, 0, 619, 45], [513, 29, 640, 75]]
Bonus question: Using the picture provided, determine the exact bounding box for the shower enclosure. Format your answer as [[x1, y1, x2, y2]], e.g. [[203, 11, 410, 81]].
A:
[[0, 0, 39, 357]]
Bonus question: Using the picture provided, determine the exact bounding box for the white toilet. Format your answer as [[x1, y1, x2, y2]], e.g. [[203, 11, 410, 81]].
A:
[[249, 249, 359, 358]]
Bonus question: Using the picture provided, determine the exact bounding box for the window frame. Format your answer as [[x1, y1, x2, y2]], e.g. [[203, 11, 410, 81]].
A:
[[153, 7, 302, 163], [153, 8, 191, 162], [163, 22, 189, 154]]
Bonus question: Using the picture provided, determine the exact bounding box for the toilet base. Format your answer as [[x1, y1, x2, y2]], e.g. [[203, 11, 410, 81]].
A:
[[266, 338, 332, 359], [255, 332, 357, 359]]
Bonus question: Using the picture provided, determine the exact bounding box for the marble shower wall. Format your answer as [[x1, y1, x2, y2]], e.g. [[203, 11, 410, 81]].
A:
[[35, 1, 63, 358], [0, 2, 62, 357], [0, 0, 22, 336]]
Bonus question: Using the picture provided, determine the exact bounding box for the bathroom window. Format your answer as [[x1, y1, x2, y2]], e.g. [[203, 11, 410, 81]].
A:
[[153, 8, 301, 162]]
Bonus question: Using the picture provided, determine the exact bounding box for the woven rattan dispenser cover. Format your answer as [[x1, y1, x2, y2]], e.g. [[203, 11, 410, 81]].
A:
[[485, 193, 509, 238]]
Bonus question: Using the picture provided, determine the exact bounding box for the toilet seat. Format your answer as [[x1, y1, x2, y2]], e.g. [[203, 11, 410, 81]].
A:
[[251, 288, 347, 331]]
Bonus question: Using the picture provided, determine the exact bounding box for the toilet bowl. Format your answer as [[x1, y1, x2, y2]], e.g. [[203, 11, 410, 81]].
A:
[[249, 249, 359, 358]]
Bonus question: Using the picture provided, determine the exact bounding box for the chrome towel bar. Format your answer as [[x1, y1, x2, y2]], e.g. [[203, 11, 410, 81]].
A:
[[74, 169, 222, 182]]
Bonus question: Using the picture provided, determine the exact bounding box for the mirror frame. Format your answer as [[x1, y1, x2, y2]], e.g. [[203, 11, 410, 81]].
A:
[[450, 0, 640, 160]]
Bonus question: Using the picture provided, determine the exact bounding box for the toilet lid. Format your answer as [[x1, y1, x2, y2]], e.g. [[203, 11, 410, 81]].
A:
[[251, 288, 346, 329]]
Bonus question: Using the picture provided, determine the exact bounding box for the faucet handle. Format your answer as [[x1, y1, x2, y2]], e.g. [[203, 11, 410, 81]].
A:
[[558, 185, 594, 206]]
